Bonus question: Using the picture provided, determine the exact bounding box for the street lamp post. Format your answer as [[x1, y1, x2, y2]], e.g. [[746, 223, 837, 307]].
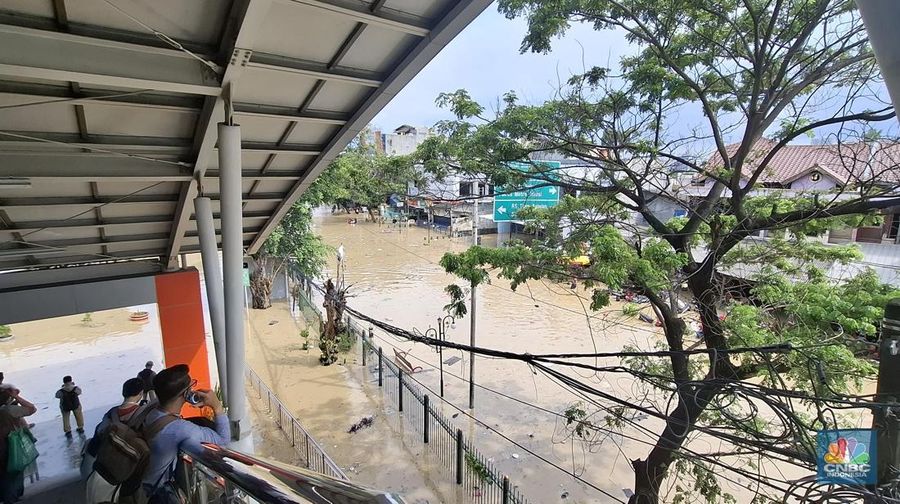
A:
[[425, 315, 455, 398]]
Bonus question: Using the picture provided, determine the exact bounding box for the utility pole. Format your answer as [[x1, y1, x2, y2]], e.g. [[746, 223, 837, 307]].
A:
[[469, 283, 476, 409], [473, 197, 479, 246], [875, 298, 900, 487]]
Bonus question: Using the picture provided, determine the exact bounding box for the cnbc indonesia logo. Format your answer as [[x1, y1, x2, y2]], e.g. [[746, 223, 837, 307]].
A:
[[817, 429, 876, 485]]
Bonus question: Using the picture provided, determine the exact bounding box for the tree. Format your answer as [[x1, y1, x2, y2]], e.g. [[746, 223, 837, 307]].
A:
[[251, 203, 329, 309], [304, 139, 424, 219], [412, 1, 900, 502]]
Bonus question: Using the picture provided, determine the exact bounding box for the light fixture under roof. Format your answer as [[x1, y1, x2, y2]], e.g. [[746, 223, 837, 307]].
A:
[[0, 177, 31, 189]]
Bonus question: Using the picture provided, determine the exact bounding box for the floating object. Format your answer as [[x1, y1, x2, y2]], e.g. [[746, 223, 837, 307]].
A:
[[0, 334, 12, 342], [348, 415, 374, 434], [511, 453, 519, 459], [129, 311, 149, 322]]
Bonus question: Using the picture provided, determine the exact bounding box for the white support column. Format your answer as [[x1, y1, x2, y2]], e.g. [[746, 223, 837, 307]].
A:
[[194, 196, 228, 399], [219, 122, 246, 439]]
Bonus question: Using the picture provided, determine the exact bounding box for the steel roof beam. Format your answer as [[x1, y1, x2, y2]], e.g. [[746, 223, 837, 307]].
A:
[[0, 154, 192, 181], [0, 154, 301, 181], [166, 0, 274, 268], [249, 0, 494, 253], [231, 142, 321, 155], [0, 24, 221, 96], [0, 229, 261, 255], [0, 132, 193, 153], [275, 0, 431, 36], [232, 103, 347, 125], [247, 53, 382, 87], [5, 214, 270, 234], [0, 81, 203, 113], [0, 193, 284, 208]]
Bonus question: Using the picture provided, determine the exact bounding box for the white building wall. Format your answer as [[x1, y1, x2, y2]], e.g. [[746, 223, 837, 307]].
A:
[[789, 173, 839, 191]]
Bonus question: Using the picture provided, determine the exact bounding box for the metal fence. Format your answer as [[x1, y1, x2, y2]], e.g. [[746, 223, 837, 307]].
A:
[[245, 366, 347, 480], [346, 317, 531, 504]]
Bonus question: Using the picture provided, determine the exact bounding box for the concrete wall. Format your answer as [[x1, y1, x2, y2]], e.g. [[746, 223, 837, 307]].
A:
[[0, 275, 156, 324]]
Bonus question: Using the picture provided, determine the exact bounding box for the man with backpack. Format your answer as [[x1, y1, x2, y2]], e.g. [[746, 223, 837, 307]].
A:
[[84, 377, 146, 503], [55, 375, 84, 437], [139, 364, 229, 501]]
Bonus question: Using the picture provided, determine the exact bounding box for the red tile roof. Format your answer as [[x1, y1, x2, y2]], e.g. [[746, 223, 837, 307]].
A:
[[703, 139, 884, 186]]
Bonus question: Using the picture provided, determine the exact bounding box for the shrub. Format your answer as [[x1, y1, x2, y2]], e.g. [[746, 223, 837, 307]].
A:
[[622, 303, 641, 317]]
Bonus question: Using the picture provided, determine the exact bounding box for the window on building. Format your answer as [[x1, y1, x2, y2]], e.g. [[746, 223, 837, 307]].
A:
[[888, 213, 899, 241], [459, 182, 472, 197]]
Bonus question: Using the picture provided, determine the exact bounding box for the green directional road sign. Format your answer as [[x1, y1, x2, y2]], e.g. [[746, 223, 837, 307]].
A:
[[493, 161, 561, 222]]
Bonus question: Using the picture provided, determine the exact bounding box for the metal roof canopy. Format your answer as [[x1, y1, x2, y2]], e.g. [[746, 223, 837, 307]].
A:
[[0, 0, 489, 273]]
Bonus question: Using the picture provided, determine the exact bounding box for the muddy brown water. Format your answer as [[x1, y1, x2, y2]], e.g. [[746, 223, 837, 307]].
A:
[[310, 212, 881, 503], [314, 213, 672, 503]]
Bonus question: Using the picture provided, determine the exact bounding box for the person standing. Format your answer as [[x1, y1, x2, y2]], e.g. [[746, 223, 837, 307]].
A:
[[83, 377, 147, 503], [141, 365, 228, 499], [0, 388, 37, 503], [55, 375, 84, 437], [137, 361, 157, 403]]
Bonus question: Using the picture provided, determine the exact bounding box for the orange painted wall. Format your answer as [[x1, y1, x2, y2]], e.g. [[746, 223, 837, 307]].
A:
[[155, 269, 211, 412]]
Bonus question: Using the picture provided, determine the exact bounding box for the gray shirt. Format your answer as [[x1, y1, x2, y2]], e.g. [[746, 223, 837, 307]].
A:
[[141, 408, 230, 487]]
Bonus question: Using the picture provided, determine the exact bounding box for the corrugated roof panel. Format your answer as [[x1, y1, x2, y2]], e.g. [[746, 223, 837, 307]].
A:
[[65, 0, 229, 46], [0, 94, 80, 133], [307, 80, 370, 111], [286, 122, 340, 146], [253, 2, 357, 63], [82, 103, 198, 138], [234, 68, 320, 108], [338, 26, 418, 74]]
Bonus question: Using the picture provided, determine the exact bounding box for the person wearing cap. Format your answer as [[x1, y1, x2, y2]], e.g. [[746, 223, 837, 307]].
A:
[[84, 377, 148, 503], [140, 364, 228, 498], [137, 361, 157, 403]]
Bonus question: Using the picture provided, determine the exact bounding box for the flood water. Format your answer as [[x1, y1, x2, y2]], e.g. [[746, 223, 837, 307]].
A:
[[1, 306, 164, 484], [314, 212, 669, 503]]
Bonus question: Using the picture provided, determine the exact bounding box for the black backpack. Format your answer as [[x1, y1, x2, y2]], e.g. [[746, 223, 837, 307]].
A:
[[60, 389, 80, 412]]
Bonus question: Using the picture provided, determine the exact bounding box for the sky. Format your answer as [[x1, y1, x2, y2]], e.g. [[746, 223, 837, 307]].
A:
[[372, 6, 633, 130], [371, 5, 896, 146]]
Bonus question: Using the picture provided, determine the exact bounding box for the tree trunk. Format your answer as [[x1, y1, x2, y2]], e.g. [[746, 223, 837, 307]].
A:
[[629, 261, 735, 503], [629, 384, 719, 504], [320, 279, 346, 365], [250, 271, 272, 309]]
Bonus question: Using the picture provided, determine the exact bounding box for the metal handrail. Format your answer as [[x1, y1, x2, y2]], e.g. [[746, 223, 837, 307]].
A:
[[177, 443, 404, 503], [245, 366, 348, 480]]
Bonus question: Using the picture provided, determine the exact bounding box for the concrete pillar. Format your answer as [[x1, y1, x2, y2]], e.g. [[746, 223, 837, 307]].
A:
[[497, 222, 512, 247], [194, 196, 228, 398], [219, 122, 245, 438]]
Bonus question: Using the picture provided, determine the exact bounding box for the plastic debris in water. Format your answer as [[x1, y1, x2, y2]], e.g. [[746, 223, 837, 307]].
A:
[[348, 415, 374, 433]]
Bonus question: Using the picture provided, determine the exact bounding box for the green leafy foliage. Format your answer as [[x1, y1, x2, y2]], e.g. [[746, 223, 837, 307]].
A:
[[409, 1, 896, 501], [0, 325, 10, 337]]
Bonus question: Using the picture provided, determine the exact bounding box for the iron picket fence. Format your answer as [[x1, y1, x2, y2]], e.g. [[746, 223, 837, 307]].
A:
[[345, 316, 531, 504], [245, 367, 347, 480]]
